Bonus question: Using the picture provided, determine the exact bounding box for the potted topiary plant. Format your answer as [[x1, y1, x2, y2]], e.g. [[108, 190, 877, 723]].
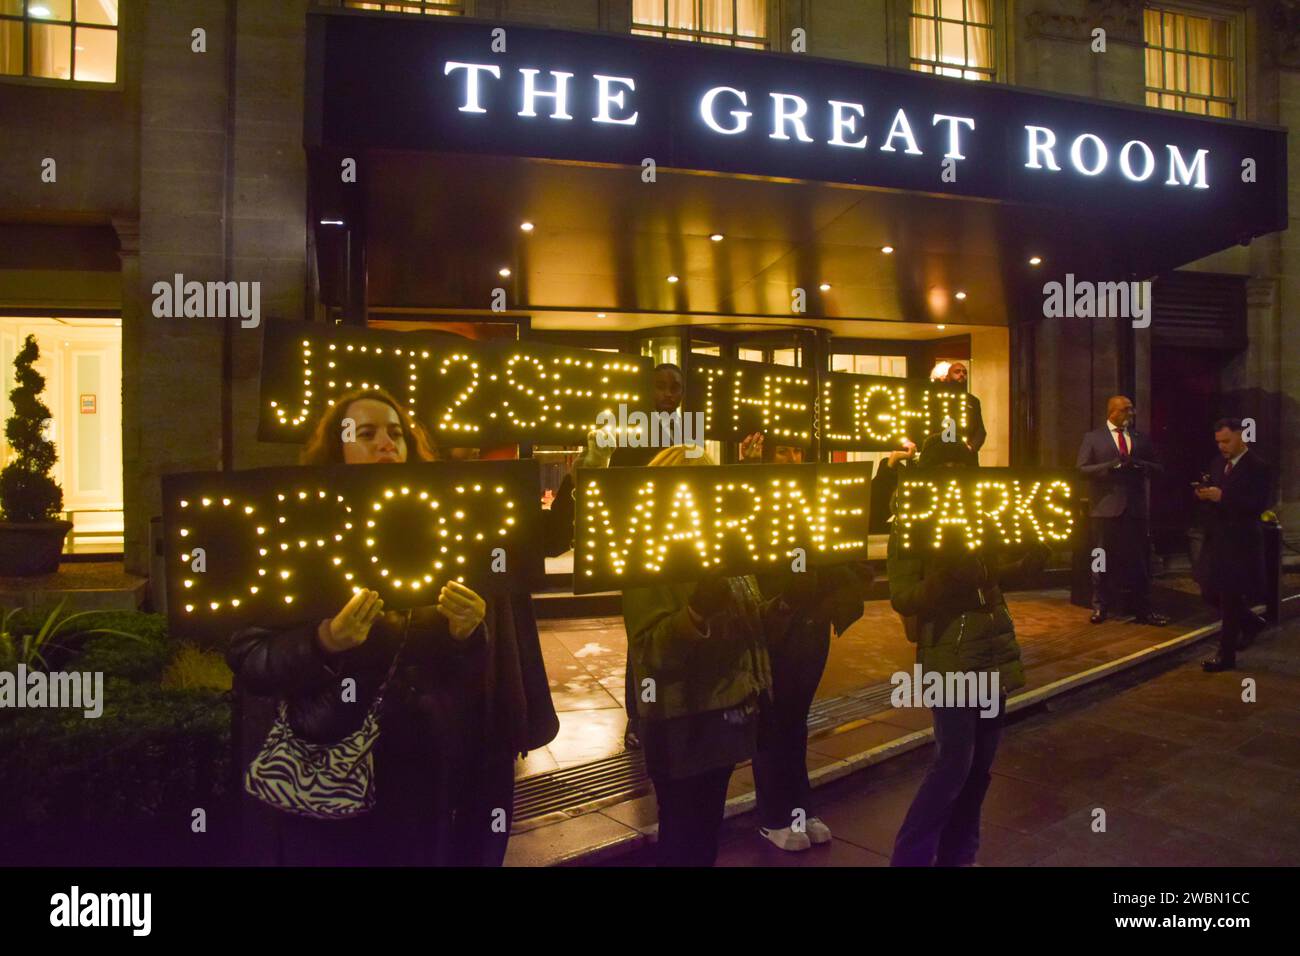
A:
[[0, 334, 71, 575]]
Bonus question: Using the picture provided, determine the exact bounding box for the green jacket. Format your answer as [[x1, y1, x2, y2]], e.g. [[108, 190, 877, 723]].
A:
[[621, 577, 772, 722], [886, 536, 1037, 695]]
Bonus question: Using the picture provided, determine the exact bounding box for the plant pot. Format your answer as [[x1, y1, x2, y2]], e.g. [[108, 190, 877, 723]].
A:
[[0, 520, 73, 576]]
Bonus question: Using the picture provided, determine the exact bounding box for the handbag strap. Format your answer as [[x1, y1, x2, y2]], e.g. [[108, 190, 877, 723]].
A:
[[370, 608, 413, 709]]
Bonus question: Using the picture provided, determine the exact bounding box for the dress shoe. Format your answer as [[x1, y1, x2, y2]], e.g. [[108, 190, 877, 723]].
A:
[[1134, 613, 1169, 627], [1089, 609, 1107, 624], [1202, 655, 1235, 672]]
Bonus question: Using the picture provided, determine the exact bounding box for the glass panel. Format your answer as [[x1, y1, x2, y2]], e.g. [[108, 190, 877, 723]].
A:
[[1145, 90, 1160, 109], [772, 348, 798, 367], [966, 25, 993, 70], [1209, 99, 1232, 118], [1145, 46, 1162, 86], [702, 0, 732, 35], [1209, 18, 1230, 55], [73, 23, 114, 81], [1165, 51, 1183, 90], [939, 0, 964, 20], [965, 0, 993, 26], [0, 19, 20, 75], [667, 0, 695, 30], [28, 0, 72, 22], [29, 21, 71, 79], [633, 0, 665, 28], [1184, 96, 1206, 115], [735, 0, 763, 38], [939, 17, 964, 66], [76, 353, 102, 492], [75, 0, 117, 25], [1210, 57, 1230, 98], [911, 15, 935, 63], [0, 0, 22, 14]]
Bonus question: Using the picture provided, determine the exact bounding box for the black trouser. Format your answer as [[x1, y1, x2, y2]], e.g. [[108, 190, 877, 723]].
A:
[[624, 657, 639, 734], [1091, 515, 1152, 616], [753, 617, 831, 830], [650, 765, 735, 866], [891, 702, 1005, 866], [1216, 590, 1258, 664]]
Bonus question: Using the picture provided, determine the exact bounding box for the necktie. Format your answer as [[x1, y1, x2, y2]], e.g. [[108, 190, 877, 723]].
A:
[[1116, 430, 1129, 457], [1224, 460, 1234, 478]]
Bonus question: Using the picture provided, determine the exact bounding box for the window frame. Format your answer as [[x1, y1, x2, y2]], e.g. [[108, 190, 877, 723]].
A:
[[906, 0, 1009, 84], [0, 0, 123, 90], [631, 0, 775, 51], [1142, 1, 1244, 120], [339, 0, 467, 16]]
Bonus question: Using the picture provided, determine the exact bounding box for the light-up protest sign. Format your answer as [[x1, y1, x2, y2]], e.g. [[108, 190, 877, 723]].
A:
[[162, 460, 544, 641], [820, 371, 973, 451], [573, 462, 873, 593], [258, 321, 651, 447], [893, 468, 1076, 553], [688, 355, 815, 447]]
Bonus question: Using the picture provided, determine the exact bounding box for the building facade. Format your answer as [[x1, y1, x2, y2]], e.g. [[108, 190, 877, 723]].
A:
[[0, 0, 1296, 577]]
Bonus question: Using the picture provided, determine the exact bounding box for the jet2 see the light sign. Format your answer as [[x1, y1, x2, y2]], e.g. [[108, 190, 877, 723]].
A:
[[443, 61, 1210, 190]]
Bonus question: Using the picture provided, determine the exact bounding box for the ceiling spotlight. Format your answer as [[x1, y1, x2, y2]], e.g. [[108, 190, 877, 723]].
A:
[[319, 219, 344, 226], [881, 245, 894, 254], [955, 291, 967, 300], [596, 313, 607, 318], [937, 325, 946, 331], [709, 233, 724, 242], [667, 275, 679, 283], [520, 221, 534, 232], [1029, 255, 1043, 266], [818, 283, 831, 292], [498, 267, 512, 278]]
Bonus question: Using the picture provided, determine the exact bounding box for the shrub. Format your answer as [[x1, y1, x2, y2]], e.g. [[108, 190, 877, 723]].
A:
[[0, 335, 62, 522], [161, 643, 233, 691]]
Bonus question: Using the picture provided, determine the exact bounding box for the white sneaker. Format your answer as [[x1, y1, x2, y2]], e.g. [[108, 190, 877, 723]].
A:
[[806, 816, 832, 845], [759, 826, 812, 852]]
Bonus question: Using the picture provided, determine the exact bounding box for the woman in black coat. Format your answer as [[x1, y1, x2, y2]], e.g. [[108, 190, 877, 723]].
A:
[[227, 387, 559, 866]]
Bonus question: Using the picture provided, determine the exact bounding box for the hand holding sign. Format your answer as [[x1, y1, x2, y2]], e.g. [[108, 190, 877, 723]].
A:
[[437, 580, 486, 640], [322, 589, 384, 653]]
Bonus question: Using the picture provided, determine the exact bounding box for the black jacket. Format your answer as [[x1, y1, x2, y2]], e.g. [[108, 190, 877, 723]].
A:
[[228, 596, 559, 756], [1194, 450, 1272, 600]]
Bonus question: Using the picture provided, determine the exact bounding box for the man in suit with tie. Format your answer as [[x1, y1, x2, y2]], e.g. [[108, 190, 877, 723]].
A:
[[1194, 418, 1272, 672], [1076, 395, 1169, 626]]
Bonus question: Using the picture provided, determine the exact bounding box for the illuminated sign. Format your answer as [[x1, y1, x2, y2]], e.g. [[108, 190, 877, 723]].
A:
[[820, 372, 971, 451], [258, 322, 649, 446], [688, 355, 815, 447], [162, 461, 544, 641], [573, 462, 873, 593], [312, 14, 1285, 236], [893, 468, 1076, 553]]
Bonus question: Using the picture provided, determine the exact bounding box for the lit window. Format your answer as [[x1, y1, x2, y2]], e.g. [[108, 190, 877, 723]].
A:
[[909, 0, 997, 82], [342, 1, 463, 15], [632, 0, 768, 50], [1144, 6, 1236, 118], [0, 0, 118, 84]]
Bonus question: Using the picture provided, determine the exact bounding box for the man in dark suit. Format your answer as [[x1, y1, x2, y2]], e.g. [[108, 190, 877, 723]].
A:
[[1076, 395, 1169, 626], [1195, 418, 1272, 672], [944, 362, 986, 456]]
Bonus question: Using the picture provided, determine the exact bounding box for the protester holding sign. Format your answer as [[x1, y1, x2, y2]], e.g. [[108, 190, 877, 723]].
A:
[[226, 387, 559, 866], [741, 432, 874, 852], [887, 435, 1049, 867], [620, 445, 790, 866]]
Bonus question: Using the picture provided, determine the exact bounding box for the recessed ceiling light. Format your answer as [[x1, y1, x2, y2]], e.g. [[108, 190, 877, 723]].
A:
[[596, 313, 607, 318], [818, 283, 831, 292], [955, 291, 967, 300], [667, 275, 679, 283], [498, 267, 511, 278], [29, 5, 51, 16], [709, 233, 724, 242], [319, 219, 344, 226], [1029, 255, 1042, 266], [881, 245, 894, 254], [937, 325, 946, 331], [520, 221, 534, 232]]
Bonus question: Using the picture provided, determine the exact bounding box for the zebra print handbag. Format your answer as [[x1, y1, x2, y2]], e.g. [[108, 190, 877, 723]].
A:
[[243, 612, 411, 821]]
